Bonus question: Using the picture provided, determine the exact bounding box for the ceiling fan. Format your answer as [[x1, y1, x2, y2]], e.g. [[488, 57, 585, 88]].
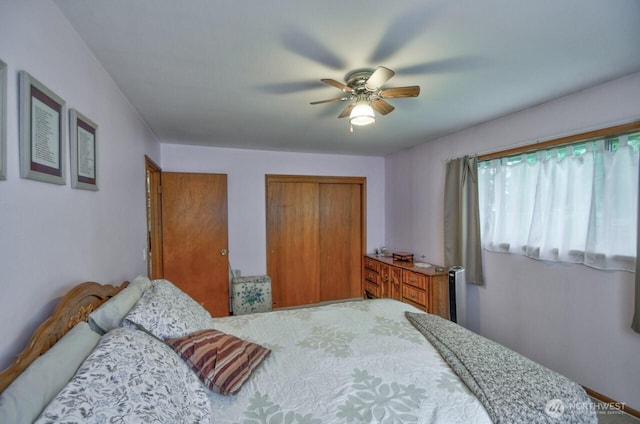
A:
[[310, 66, 420, 131]]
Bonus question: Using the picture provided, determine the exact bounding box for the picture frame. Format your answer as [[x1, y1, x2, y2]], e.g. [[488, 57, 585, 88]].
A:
[[19, 70, 66, 185], [69, 109, 98, 191], [0, 59, 6, 180]]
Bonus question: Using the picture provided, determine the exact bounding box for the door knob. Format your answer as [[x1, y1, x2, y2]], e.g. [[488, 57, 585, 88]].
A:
[[220, 249, 227, 256]]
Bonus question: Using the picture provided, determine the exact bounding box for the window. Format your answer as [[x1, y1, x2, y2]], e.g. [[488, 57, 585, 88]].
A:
[[478, 130, 639, 271]]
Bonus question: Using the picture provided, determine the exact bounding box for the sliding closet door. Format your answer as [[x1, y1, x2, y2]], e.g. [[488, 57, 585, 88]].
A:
[[319, 183, 363, 301], [267, 181, 320, 308], [161, 172, 229, 317], [266, 175, 365, 309]]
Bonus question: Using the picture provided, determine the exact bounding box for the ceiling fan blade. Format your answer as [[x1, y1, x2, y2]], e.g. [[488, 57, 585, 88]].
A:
[[365, 66, 395, 90], [310, 97, 349, 105], [369, 5, 440, 63], [379, 85, 420, 98], [371, 99, 395, 116], [281, 25, 345, 70], [338, 104, 355, 119], [396, 56, 483, 75], [321, 79, 353, 93], [258, 80, 325, 94]]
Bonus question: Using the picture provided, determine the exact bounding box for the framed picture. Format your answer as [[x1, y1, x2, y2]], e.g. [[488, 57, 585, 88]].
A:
[[0, 59, 6, 180], [19, 71, 66, 184], [69, 109, 98, 191]]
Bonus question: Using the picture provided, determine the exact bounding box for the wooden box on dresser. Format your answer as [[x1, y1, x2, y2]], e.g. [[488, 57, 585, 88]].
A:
[[363, 255, 450, 319]]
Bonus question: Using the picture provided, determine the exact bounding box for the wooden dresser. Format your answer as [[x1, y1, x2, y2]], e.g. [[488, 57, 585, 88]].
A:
[[363, 255, 450, 319]]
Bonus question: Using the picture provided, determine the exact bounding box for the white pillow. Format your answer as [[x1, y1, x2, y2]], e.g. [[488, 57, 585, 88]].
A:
[[0, 322, 100, 424], [35, 327, 211, 423], [88, 275, 152, 333], [122, 279, 215, 339]]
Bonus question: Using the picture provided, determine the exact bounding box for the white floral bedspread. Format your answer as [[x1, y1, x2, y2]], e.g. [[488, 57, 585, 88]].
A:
[[209, 299, 492, 424]]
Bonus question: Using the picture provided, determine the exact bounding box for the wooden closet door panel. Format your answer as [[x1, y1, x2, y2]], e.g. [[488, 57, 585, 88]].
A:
[[267, 181, 320, 308], [319, 183, 362, 301], [161, 172, 229, 317]]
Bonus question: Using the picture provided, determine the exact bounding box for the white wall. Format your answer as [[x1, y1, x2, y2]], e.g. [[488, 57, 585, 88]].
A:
[[161, 144, 385, 276], [385, 71, 640, 409], [0, 0, 160, 370]]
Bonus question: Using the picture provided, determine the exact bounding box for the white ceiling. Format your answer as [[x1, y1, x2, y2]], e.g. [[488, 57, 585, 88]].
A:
[[53, 0, 640, 156]]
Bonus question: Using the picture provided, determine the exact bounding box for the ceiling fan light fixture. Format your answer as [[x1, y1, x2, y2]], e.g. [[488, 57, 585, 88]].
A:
[[349, 102, 375, 126], [312, 66, 419, 130]]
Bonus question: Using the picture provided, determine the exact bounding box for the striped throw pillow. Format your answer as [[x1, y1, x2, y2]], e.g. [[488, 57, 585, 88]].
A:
[[166, 329, 271, 396]]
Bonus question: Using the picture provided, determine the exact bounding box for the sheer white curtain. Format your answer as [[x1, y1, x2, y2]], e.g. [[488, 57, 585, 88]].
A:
[[478, 137, 638, 271]]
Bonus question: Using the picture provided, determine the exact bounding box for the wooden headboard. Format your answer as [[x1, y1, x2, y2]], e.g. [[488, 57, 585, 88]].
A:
[[0, 281, 128, 392]]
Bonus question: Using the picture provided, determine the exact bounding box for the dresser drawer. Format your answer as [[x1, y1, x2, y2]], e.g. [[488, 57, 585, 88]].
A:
[[402, 285, 426, 307], [364, 258, 380, 273], [365, 281, 380, 298], [364, 269, 380, 284], [402, 270, 426, 290]]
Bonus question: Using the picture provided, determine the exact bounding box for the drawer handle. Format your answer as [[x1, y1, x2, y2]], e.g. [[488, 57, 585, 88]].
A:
[[410, 277, 417, 282], [409, 293, 417, 299]]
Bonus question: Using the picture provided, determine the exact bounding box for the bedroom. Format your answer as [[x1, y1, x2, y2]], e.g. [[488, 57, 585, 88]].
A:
[[0, 0, 639, 421]]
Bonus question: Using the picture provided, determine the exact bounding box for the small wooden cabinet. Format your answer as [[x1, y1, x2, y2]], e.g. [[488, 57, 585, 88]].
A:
[[363, 255, 449, 319], [380, 263, 402, 301]]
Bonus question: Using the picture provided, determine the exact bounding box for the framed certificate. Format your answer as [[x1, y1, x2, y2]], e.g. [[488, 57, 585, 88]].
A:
[[19, 71, 66, 184], [69, 109, 98, 191], [0, 60, 6, 180]]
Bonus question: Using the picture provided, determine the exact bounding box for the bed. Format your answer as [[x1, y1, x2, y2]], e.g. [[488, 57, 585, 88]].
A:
[[0, 277, 597, 423]]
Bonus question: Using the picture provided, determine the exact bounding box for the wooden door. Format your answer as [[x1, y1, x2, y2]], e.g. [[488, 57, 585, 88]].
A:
[[266, 181, 320, 308], [161, 172, 229, 317], [145, 156, 163, 279], [266, 175, 365, 308], [319, 183, 362, 301]]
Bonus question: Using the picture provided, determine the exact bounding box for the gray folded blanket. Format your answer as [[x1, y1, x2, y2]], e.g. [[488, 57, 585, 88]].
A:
[[405, 312, 597, 424]]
